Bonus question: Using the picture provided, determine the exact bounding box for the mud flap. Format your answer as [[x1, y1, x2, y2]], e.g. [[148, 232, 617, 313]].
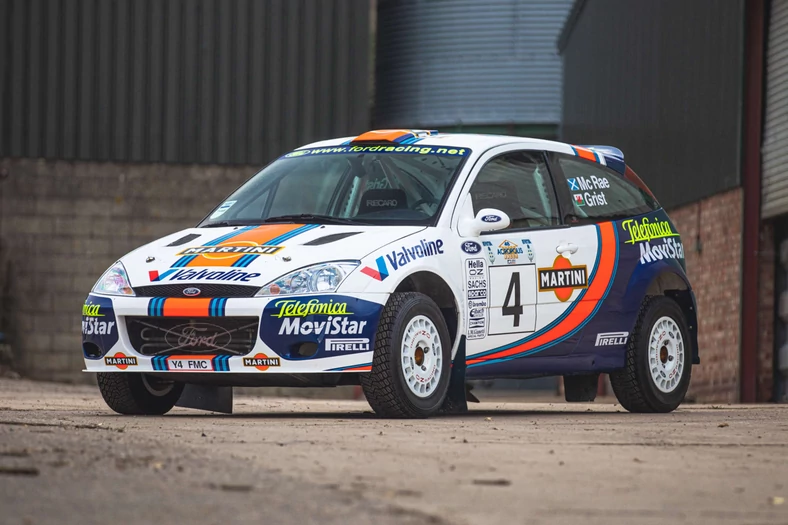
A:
[[440, 336, 472, 414], [175, 384, 233, 414]]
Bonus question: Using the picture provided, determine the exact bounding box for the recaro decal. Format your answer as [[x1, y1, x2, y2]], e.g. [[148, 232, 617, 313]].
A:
[[621, 216, 685, 265]]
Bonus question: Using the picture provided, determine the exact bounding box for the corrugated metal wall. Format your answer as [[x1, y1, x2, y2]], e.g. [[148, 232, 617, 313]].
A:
[[374, 0, 572, 128], [0, 0, 371, 165], [559, 0, 744, 210], [762, 0, 788, 219]]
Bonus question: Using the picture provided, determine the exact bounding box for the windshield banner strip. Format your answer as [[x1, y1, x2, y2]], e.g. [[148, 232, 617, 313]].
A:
[[282, 145, 471, 159]]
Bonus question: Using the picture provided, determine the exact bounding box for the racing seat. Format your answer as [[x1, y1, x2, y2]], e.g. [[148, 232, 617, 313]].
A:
[[470, 181, 527, 227], [357, 188, 408, 215]]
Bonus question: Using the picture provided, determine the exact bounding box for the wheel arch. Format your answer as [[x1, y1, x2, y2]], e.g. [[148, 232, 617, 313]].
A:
[[393, 271, 461, 355], [640, 270, 699, 365]]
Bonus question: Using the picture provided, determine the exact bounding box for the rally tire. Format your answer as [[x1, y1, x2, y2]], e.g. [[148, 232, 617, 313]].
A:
[[610, 296, 692, 413], [360, 292, 451, 418], [97, 373, 184, 415]]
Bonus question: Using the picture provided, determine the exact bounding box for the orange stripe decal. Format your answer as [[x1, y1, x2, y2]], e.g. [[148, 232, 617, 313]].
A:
[[185, 224, 306, 267], [353, 129, 416, 142], [467, 222, 618, 366], [161, 298, 212, 317], [574, 146, 597, 162]]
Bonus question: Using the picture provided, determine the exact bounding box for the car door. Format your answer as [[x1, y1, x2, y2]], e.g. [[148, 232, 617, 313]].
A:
[[454, 147, 598, 364]]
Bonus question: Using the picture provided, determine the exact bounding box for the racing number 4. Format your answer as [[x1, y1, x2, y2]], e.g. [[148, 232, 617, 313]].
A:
[[502, 272, 523, 327]]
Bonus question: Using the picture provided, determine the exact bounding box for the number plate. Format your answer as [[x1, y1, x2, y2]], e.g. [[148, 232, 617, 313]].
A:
[[166, 356, 214, 372]]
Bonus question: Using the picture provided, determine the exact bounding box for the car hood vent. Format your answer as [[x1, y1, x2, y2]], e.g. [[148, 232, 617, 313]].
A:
[[302, 232, 361, 246], [166, 233, 202, 247]]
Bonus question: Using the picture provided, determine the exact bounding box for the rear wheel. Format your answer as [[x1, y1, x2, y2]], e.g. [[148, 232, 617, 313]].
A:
[[610, 296, 692, 413], [97, 372, 184, 415], [361, 292, 451, 418]]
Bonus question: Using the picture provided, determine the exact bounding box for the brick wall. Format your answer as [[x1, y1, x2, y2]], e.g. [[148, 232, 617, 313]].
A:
[[0, 158, 256, 382], [668, 188, 743, 403]]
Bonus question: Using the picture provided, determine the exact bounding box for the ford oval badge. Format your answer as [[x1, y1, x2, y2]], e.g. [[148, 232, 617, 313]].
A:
[[461, 241, 482, 254], [183, 287, 201, 297], [481, 215, 501, 223]]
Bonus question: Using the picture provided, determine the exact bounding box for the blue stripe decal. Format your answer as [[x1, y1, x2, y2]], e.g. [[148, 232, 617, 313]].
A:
[[570, 145, 579, 156], [232, 254, 258, 268], [469, 226, 603, 361], [266, 223, 320, 245], [204, 225, 257, 246], [328, 362, 372, 371], [152, 356, 168, 371], [148, 297, 166, 317], [219, 298, 227, 316]]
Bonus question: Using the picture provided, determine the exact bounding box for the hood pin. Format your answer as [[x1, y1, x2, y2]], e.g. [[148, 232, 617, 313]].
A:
[[146, 256, 155, 263], [282, 256, 292, 262]]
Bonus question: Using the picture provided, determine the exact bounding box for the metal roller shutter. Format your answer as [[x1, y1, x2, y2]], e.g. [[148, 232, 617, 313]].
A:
[[762, 0, 788, 218]]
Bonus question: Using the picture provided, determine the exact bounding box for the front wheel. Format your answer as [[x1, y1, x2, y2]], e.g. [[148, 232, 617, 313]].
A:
[[361, 292, 451, 418], [97, 372, 184, 415], [610, 296, 692, 413]]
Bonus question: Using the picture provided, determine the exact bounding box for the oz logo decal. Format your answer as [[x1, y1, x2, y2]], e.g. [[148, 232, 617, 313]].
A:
[[537, 255, 588, 302]]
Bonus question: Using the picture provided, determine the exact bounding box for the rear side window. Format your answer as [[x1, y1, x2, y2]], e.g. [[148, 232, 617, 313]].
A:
[[555, 155, 659, 223]]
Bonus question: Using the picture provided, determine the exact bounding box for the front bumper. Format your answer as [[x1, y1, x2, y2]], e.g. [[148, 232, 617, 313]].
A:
[[82, 292, 387, 374]]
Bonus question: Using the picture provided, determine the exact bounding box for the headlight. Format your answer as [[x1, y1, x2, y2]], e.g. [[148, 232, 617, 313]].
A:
[[256, 262, 359, 297], [92, 262, 135, 296]]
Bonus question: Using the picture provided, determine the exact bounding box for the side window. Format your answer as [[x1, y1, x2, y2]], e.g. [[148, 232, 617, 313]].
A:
[[469, 151, 559, 230], [555, 155, 659, 223]]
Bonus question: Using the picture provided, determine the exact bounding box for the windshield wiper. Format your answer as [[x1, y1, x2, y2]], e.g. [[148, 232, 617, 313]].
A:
[[200, 219, 265, 228], [264, 214, 368, 225]]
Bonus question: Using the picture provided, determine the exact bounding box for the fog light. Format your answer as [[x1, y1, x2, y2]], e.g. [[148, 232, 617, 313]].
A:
[[296, 342, 318, 358]]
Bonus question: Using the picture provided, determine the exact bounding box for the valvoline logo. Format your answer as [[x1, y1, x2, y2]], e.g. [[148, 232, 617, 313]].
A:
[[361, 256, 389, 281], [361, 239, 444, 281]]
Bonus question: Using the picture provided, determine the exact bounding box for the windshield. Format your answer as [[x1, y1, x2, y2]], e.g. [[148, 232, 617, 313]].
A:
[[199, 144, 470, 227]]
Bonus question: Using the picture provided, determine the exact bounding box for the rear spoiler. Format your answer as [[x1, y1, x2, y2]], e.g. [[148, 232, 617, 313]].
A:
[[578, 145, 626, 175]]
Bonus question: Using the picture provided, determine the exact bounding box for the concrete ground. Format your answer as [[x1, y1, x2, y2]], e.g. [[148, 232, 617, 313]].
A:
[[0, 379, 786, 525]]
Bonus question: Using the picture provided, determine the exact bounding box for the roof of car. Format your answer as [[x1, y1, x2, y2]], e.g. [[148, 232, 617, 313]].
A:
[[298, 129, 627, 175]]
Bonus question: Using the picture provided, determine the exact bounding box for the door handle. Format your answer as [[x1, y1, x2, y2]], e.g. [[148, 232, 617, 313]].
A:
[[556, 243, 578, 255]]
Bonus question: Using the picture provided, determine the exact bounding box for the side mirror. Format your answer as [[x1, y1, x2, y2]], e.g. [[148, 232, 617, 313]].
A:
[[459, 208, 511, 237]]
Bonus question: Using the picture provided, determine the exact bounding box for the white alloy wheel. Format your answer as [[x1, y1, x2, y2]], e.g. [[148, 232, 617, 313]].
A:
[[648, 316, 685, 393], [400, 315, 443, 398]]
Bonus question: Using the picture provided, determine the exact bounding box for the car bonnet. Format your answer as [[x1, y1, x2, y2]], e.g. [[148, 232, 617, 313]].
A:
[[121, 224, 425, 288]]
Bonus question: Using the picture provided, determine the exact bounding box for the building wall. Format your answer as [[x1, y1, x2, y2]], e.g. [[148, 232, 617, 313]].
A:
[[559, 0, 744, 210], [0, 158, 257, 382], [668, 188, 742, 402], [0, 0, 371, 165], [375, 0, 572, 128]]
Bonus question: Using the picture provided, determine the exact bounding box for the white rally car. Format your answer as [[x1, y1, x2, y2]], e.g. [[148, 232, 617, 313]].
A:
[[84, 129, 698, 418]]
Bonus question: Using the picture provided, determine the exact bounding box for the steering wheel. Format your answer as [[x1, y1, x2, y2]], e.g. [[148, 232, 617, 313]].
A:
[[410, 196, 438, 210]]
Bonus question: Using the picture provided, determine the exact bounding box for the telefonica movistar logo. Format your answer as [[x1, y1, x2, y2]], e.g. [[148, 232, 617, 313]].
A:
[[271, 299, 351, 318], [621, 217, 679, 244], [82, 303, 103, 317]]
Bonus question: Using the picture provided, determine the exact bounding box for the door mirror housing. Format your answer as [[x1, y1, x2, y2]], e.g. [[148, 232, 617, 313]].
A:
[[459, 208, 511, 237]]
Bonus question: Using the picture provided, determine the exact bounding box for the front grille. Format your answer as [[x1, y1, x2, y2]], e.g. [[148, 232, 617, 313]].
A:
[[126, 317, 259, 356], [134, 284, 260, 298]]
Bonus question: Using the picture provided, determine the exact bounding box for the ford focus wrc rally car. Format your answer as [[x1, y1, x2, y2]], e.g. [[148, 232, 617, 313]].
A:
[[83, 130, 698, 418]]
